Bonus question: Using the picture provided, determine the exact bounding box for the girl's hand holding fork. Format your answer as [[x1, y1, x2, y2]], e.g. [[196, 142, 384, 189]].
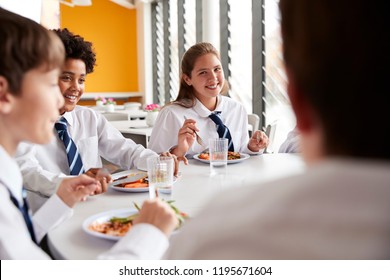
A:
[[170, 118, 198, 160]]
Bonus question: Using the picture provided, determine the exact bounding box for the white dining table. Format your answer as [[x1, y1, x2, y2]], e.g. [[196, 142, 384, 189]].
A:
[[47, 153, 305, 260]]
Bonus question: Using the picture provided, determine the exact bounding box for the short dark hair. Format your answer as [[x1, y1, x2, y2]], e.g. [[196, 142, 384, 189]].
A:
[[0, 8, 64, 95], [52, 28, 96, 74], [279, 0, 390, 160]]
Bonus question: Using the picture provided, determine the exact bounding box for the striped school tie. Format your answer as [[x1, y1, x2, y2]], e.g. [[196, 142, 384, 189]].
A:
[[209, 111, 235, 151], [8, 187, 37, 244], [55, 117, 84, 175]]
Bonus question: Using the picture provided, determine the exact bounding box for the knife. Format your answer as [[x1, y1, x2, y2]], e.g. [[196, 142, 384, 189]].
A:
[[111, 172, 148, 186]]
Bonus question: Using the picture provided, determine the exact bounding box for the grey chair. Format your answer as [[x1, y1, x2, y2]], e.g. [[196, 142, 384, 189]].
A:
[[264, 120, 278, 153], [247, 113, 260, 137]]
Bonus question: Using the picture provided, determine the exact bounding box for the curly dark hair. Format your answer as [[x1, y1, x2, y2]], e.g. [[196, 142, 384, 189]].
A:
[[52, 28, 96, 74]]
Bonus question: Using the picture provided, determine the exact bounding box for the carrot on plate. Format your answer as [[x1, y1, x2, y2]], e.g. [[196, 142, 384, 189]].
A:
[[124, 179, 148, 188], [198, 153, 210, 160]]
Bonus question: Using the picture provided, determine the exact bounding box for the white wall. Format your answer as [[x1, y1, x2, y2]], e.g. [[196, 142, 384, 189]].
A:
[[136, 0, 152, 105], [0, 0, 42, 22]]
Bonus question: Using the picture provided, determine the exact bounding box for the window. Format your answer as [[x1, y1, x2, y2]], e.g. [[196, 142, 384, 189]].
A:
[[151, 0, 199, 104], [263, 0, 295, 150]]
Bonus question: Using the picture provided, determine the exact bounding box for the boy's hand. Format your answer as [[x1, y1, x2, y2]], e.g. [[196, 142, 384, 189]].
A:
[[248, 130, 269, 152], [133, 199, 179, 236], [56, 175, 99, 208], [85, 168, 112, 195]]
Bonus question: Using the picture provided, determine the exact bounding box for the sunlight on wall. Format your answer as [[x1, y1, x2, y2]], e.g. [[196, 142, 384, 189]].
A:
[[61, 0, 138, 93]]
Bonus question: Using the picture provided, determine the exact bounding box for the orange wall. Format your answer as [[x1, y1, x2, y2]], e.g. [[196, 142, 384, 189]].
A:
[[60, 0, 138, 92]]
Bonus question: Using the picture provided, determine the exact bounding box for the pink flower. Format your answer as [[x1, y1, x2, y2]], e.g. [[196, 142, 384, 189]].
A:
[[106, 97, 115, 105], [144, 103, 160, 112], [95, 96, 107, 104]]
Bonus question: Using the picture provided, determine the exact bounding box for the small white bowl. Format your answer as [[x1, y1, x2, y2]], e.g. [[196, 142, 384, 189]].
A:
[[124, 102, 141, 110]]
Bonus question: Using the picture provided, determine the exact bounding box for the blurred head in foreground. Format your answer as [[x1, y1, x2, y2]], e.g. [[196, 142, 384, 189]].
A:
[[279, 0, 389, 162], [0, 7, 64, 151]]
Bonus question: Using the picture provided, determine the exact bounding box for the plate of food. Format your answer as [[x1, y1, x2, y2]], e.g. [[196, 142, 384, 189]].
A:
[[109, 170, 149, 192], [83, 202, 188, 241], [83, 208, 138, 241], [193, 151, 250, 164]]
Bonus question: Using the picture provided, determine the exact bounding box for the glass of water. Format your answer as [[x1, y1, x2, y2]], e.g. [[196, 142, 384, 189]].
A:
[[209, 138, 228, 176], [147, 156, 174, 199]]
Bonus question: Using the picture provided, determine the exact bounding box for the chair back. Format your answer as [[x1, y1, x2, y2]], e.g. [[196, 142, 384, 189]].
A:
[[247, 113, 260, 137], [264, 120, 278, 153]]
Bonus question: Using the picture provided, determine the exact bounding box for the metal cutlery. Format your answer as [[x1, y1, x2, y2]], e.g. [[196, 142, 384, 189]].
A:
[[183, 115, 207, 147], [111, 172, 148, 186]]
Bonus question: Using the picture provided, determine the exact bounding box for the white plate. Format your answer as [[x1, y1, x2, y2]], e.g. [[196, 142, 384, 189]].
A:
[[109, 170, 177, 193], [109, 170, 149, 193], [82, 208, 138, 241], [193, 153, 250, 164]]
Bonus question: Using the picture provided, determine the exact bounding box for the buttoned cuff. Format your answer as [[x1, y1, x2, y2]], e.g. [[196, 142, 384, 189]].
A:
[[244, 145, 265, 155], [32, 194, 73, 242]]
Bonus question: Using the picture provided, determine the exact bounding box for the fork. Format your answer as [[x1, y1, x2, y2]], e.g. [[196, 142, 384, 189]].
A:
[[183, 116, 207, 147]]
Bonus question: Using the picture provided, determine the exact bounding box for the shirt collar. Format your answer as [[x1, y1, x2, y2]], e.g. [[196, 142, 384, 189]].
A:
[[193, 95, 225, 117], [0, 145, 23, 201], [59, 111, 74, 127]]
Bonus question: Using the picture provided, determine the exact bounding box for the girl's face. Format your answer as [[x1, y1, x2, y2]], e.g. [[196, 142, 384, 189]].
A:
[[184, 53, 225, 104], [58, 58, 86, 115], [11, 66, 64, 145]]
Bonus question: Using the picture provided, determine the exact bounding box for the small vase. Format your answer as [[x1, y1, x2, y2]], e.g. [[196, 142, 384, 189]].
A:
[[105, 103, 115, 112], [146, 111, 159, 127], [96, 100, 104, 107]]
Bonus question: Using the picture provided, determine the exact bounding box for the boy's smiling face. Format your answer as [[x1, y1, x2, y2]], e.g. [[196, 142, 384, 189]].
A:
[[58, 58, 87, 115]]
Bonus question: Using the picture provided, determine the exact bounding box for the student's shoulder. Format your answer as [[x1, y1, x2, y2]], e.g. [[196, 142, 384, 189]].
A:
[[72, 106, 101, 121], [73, 105, 99, 115], [221, 95, 243, 106], [221, 95, 246, 113], [73, 105, 94, 112], [160, 103, 189, 115]]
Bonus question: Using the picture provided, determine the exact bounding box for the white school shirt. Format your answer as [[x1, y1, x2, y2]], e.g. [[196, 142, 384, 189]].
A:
[[15, 106, 157, 212], [148, 95, 260, 157], [279, 127, 300, 153], [165, 158, 390, 259], [0, 145, 72, 259], [1, 145, 169, 260]]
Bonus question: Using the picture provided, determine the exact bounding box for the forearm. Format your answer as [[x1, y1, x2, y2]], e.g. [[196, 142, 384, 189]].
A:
[[22, 168, 66, 197], [16, 143, 68, 197]]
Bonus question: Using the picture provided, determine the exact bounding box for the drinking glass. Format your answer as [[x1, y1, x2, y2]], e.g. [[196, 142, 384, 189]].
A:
[[147, 156, 174, 199], [209, 138, 228, 176]]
